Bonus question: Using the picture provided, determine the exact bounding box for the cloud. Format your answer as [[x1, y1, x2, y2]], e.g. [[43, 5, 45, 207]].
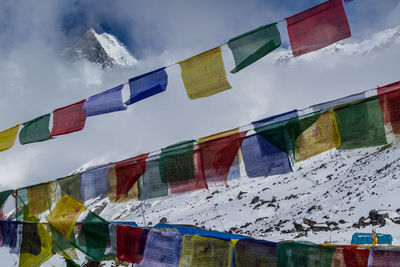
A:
[[0, 0, 399, 191]]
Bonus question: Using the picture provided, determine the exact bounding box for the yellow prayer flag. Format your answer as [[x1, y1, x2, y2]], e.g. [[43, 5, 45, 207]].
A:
[[19, 223, 53, 267], [295, 111, 341, 161], [107, 167, 139, 203], [47, 195, 87, 239], [27, 183, 52, 217], [198, 128, 239, 143], [0, 124, 19, 151], [179, 47, 232, 100], [178, 235, 233, 267]]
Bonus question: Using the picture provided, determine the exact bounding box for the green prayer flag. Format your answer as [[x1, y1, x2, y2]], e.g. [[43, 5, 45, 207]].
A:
[[159, 140, 196, 184], [334, 96, 387, 150], [58, 174, 83, 203], [228, 23, 281, 73], [65, 258, 80, 267], [19, 114, 51, 145], [0, 190, 13, 208], [278, 241, 336, 267], [73, 212, 110, 261]]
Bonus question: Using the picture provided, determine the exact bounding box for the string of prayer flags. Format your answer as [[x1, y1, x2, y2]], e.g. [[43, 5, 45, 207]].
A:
[[368, 247, 400, 266], [198, 129, 247, 186], [241, 132, 292, 178], [19, 114, 51, 145], [253, 110, 299, 161], [19, 222, 52, 267], [234, 239, 278, 267], [295, 110, 340, 161], [47, 195, 87, 239], [179, 235, 233, 267], [27, 183, 52, 217], [58, 174, 83, 203], [139, 155, 169, 200], [80, 164, 111, 201], [83, 84, 127, 117], [73, 212, 110, 261], [334, 96, 387, 150], [116, 225, 148, 264], [125, 68, 168, 105], [179, 47, 232, 100], [310, 92, 366, 112], [278, 241, 336, 267], [159, 140, 207, 194], [50, 100, 86, 137], [136, 230, 182, 267], [108, 154, 148, 203], [377, 81, 400, 135], [286, 0, 351, 57], [0, 124, 19, 152], [228, 23, 281, 73]]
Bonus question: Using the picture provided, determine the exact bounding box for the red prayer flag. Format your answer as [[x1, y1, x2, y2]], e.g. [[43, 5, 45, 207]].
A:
[[199, 131, 247, 186], [115, 153, 149, 201], [341, 246, 370, 267], [117, 225, 147, 263], [50, 100, 87, 136], [286, 0, 351, 57], [377, 81, 400, 134]]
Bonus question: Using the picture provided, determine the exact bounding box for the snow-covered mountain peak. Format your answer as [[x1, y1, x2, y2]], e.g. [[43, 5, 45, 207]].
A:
[[64, 28, 137, 68], [270, 24, 400, 64]]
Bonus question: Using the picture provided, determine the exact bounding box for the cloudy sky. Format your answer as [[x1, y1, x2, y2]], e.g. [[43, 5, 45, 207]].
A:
[[0, 0, 399, 190]]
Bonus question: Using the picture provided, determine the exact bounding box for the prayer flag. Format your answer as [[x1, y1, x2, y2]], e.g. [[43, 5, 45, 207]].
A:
[[0, 190, 13, 209], [179, 47, 231, 100], [126, 68, 168, 105], [338, 246, 370, 266], [47, 195, 87, 239], [368, 247, 400, 266], [50, 100, 86, 137], [295, 111, 340, 161], [136, 230, 182, 267], [51, 225, 79, 260], [73, 212, 109, 261], [0, 124, 19, 152], [198, 129, 247, 186], [241, 132, 292, 178], [160, 140, 207, 194], [334, 96, 387, 149], [19, 114, 51, 145], [179, 235, 233, 267], [253, 110, 299, 161], [286, 0, 351, 57], [58, 174, 83, 203], [277, 241, 336, 267], [117, 225, 148, 264], [27, 183, 52, 217], [234, 239, 278, 267], [84, 84, 127, 116], [377, 81, 400, 134], [19, 223, 52, 267], [310, 92, 366, 112], [1, 221, 22, 254], [80, 164, 111, 201], [139, 156, 168, 200], [228, 23, 281, 73], [108, 154, 148, 202]]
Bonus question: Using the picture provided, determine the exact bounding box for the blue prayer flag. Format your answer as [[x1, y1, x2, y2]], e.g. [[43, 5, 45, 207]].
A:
[[125, 68, 168, 105], [1, 221, 22, 254], [80, 164, 112, 201], [83, 84, 127, 117], [242, 133, 292, 178]]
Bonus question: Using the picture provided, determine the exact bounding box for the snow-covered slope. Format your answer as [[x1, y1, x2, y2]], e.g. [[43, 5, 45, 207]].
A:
[[83, 142, 400, 245], [270, 25, 400, 64], [63, 28, 137, 68]]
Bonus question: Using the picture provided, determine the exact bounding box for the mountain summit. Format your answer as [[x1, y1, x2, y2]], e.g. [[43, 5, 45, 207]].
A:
[[64, 28, 137, 68]]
